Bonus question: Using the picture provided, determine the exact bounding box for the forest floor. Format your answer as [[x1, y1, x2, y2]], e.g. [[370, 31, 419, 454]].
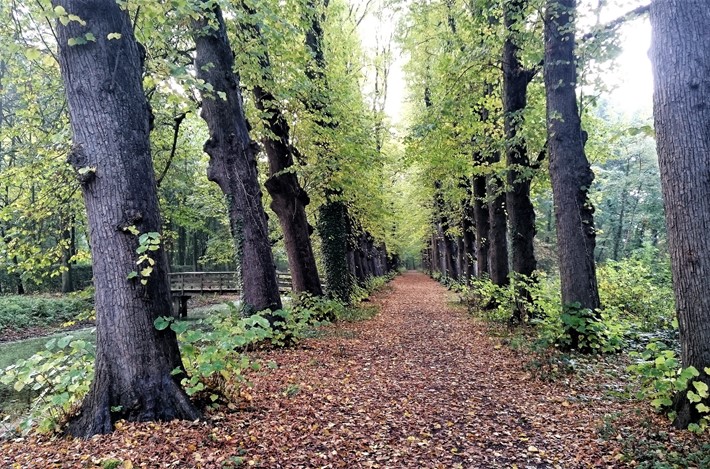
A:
[[1, 271, 708, 468]]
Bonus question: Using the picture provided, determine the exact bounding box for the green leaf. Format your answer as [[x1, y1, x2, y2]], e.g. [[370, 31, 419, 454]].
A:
[[170, 321, 189, 334], [693, 381, 709, 398], [107, 32, 122, 40], [140, 266, 153, 277], [127, 271, 138, 279], [53, 5, 67, 16], [154, 316, 172, 331], [57, 335, 72, 349], [696, 403, 710, 414], [84, 32, 96, 42], [687, 390, 702, 403]]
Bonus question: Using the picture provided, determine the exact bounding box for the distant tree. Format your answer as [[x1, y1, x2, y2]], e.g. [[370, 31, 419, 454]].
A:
[[543, 0, 601, 329], [650, 0, 710, 429], [193, 4, 282, 314], [236, 2, 323, 297], [502, 0, 539, 321], [52, 0, 200, 436], [302, 0, 352, 303]]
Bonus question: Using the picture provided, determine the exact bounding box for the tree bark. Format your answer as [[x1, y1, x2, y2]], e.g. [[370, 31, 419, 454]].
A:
[[193, 5, 282, 314], [503, 0, 538, 321], [650, 0, 710, 428], [239, 3, 322, 296], [473, 166, 490, 277], [53, 0, 199, 437], [487, 170, 509, 286], [462, 195, 476, 281], [544, 0, 600, 317]]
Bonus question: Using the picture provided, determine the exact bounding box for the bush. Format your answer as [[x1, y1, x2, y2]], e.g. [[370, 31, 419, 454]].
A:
[[597, 256, 674, 332], [0, 334, 95, 433], [0, 295, 93, 331], [628, 341, 710, 433]]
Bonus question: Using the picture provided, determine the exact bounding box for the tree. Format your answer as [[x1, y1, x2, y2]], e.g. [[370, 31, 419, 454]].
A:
[[650, 0, 710, 429], [52, 0, 200, 437], [543, 0, 600, 326], [302, 0, 352, 302], [502, 0, 539, 320], [193, 4, 282, 314], [237, 1, 323, 297]]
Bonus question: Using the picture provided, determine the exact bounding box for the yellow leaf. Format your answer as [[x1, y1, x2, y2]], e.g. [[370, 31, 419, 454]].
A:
[[123, 461, 133, 469]]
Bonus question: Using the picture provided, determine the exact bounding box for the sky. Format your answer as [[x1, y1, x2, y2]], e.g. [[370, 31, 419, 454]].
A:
[[357, 0, 655, 124]]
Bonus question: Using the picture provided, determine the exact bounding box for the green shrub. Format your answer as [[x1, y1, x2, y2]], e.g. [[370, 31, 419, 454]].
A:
[[0, 334, 95, 433], [598, 256, 674, 332], [628, 342, 710, 433], [0, 295, 92, 331]]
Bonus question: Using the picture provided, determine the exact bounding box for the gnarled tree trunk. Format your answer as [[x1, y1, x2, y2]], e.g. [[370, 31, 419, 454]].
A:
[[53, 0, 199, 437], [238, 3, 322, 296], [193, 5, 282, 314]]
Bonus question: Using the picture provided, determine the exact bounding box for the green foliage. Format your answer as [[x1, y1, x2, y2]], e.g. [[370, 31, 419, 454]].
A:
[[628, 342, 710, 433], [0, 334, 94, 433], [292, 292, 345, 322], [125, 228, 161, 285], [597, 255, 674, 332], [0, 295, 92, 331], [554, 303, 625, 354]]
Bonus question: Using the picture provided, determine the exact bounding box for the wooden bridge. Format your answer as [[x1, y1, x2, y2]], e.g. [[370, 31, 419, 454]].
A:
[[169, 271, 296, 317]]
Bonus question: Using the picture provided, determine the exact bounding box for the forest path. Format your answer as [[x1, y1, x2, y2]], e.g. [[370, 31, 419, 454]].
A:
[[229, 271, 616, 467], [3, 271, 642, 467]]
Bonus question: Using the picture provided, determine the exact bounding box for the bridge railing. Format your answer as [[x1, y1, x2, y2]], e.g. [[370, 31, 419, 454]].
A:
[[169, 271, 294, 295]]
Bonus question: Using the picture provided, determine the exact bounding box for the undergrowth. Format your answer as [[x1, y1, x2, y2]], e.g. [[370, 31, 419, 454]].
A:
[[0, 272, 396, 435], [0, 293, 92, 332]]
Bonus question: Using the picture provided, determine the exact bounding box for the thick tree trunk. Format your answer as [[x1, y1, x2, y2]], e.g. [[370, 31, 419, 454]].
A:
[[302, 0, 351, 302], [650, 0, 710, 429], [503, 0, 538, 321], [239, 4, 322, 296], [544, 0, 600, 318], [462, 198, 476, 281], [193, 5, 281, 314], [431, 232, 441, 274], [53, 0, 199, 437]]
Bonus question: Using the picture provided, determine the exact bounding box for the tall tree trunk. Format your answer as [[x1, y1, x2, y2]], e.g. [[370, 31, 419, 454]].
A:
[[193, 5, 282, 314], [503, 0, 538, 321], [317, 199, 350, 301], [176, 224, 186, 267], [650, 0, 710, 429], [302, 0, 351, 302], [473, 161, 490, 277], [53, 0, 199, 437], [544, 0, 600, 320], [239, 3, 322, 296], [462, 196, 476, 281], [487, 171, 509, 285]]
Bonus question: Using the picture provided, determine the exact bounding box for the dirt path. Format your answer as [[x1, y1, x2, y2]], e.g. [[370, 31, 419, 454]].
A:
[[0, 272, 680, 467]]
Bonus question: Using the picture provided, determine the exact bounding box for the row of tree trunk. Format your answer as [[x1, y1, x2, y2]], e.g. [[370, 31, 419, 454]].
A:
[[53, 0, 394, 438]]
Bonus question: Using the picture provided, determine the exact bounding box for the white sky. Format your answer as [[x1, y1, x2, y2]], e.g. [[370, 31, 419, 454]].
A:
[[357, 1, 655, 124], [607, 17, 653, 118]]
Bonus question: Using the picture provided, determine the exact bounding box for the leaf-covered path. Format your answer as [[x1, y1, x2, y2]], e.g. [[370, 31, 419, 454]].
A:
[[0, 272, 693, 467]]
